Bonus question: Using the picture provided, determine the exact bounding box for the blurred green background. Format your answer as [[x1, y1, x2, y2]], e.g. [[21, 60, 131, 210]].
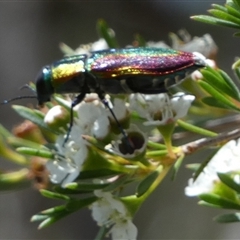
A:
[[1, 1, 240, 239]]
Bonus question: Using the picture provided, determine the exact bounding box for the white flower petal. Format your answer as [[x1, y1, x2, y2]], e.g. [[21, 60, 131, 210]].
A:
[[71, 143, 88, 167], [111, 219, 137, 240], [91, 38, 109, 51], [171, 93, 195, 119], [90, 190, 137, 239], [91, 198, 113, 225], [131, 93, 194, 126], [46, 160, 79, 186], [185, 139, 240, 196], [91, 114, 109, 139]]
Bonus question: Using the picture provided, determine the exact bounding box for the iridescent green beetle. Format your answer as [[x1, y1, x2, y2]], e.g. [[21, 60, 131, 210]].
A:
[[36, 47, 206, 105], [34, 47, 206, 146], [3, 47, 206, 147]]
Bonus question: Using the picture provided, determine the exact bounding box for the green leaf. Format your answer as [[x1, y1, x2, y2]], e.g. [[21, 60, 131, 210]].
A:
[[185, 163, 201, 171], [233, 31, 240, 36], [35, 197, 98, 229], [53, 186, 90, 195], [217, 172, 240, 193], [232, 58, 240, 81], [38, 214, 65, 229], [214, 212, 240, 223], [172, 154, 184, 180], [147, 141, 166, 150], [136, 171, 159, 197], [191, 15, 240, 29], [199, 200, 219, 208], [225, 4, 240, 19], [211, 4, 227, 12], [31, 214, 48, 222], [41, 205, 66, 215], [134, 34, 146, 47], [96, 19, 119, 48], [177, 119, 217, 137], [103, 174, 130, 192], [7, 136, 47, 150], [209, 9, 240, 26], [199, 80, 240, 111], [0, 124, 12, 138], [40, 189, 70, 201], [66, 197, 97, 211], [12, 105, 44, 125], [0, 135, 28, 165], [12, 105, 59, 134], [232, 0, 240, 11], [79, 169, 128, 180], [201, 68, 240, 101], [199, 193, 240, 210], [146, 149, 168, 158], [0, 169, 31, 191], [219, 70, 240, 101], [16, 147, 54, 159], [201, 96, 232, 109], [94, 225, 108, 240], [65, 181, 110, 191]]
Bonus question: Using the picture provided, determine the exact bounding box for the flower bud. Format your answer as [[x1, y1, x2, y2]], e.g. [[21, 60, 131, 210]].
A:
[[44, 105, 70, 132], [13, 120, 45, 144]]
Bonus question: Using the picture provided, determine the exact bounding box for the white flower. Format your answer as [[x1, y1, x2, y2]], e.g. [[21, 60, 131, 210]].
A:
[[46, 158, 79, 186], [91, 38, 109, 51], [147, 31, 217, 58], [191, 59, 217, 81], [185, 139, 240, 197], [174, 34, 217, 58], [107, 97, 129, 122], [74, 99, 110, 139], [129, 93, 195, 126], [90, 190, 137, 240], [46, 95, 110, 186], [111, 218, 138, 240], [110, 124, 147, 158], [75, 38, 108, 55], [147, 41, 170, 49]]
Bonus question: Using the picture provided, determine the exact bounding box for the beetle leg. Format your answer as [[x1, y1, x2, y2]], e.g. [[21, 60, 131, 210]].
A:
[[63, 92, 86, 146], [98, 93, 135, 154]]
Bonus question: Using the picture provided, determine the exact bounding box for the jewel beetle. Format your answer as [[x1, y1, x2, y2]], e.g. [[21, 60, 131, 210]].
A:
[[3, 47, 206, 149], [36, 47, 206, 104]]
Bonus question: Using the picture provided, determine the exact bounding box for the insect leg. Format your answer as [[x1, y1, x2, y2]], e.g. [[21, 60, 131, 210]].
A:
[[99, 95, 135, 154], [63, 92, 86, 146]]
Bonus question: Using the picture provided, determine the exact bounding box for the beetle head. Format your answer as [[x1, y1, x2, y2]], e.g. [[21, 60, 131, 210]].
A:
[[36, 66, 54, 106]]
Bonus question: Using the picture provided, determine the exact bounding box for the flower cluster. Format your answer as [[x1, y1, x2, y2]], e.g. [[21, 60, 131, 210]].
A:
[[186, 139, 240, 197], [91, 190, 137, 240], [3, 18, 240, 239]]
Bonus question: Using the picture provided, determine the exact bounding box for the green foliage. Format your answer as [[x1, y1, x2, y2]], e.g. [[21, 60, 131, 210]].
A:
[[2, 12, 240, 237], [32, 190, 97, 229], [199, 193, 240, 210], [96, 19, 119, 48], [199, 67, 240, 112], [214, 212, 240, 223], [136, 170, 159, 197], [12, 105, 60, 134], [192, 1, 240, 35]]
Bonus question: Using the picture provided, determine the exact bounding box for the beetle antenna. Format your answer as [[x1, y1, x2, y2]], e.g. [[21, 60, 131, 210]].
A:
[[19, 84, 36, 92], [1, 96, 37, 105]]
